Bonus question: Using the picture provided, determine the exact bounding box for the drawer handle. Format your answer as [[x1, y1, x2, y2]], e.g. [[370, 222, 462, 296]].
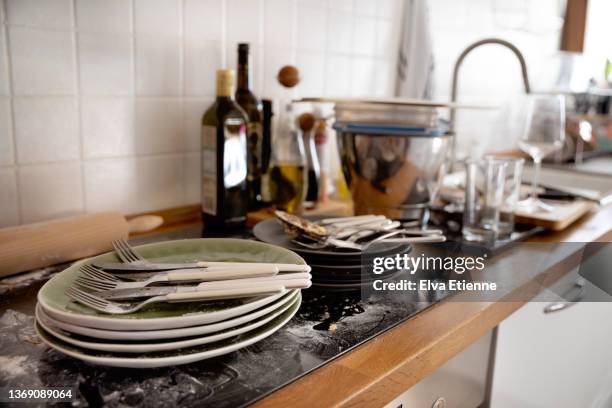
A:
[[432, 397, 447, 408], [543, 279, 586, 314]]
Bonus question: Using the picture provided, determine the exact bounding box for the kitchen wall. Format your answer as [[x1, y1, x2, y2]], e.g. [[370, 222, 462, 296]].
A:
[[0, 0, 402, 227], [428, 0, 565, 157]]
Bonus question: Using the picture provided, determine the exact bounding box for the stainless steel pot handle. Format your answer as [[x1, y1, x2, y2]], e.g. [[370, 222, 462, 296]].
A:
[[543, 278, 586, 314]]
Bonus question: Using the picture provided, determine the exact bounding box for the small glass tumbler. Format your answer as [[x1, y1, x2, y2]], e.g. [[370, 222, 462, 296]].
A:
[[462, 158, 507, 244], [490, 157, 524, 238]]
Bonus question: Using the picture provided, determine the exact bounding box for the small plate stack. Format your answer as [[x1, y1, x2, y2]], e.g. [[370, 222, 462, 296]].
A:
[[34, 239, 308, 368], [253, 218, 412, 290]]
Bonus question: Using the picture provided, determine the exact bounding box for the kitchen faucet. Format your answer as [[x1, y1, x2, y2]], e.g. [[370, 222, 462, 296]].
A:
[[449, 38, 531, 164]]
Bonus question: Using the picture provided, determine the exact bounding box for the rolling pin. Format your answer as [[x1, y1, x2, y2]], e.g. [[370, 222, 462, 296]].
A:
[[0, 212, 163, 278]]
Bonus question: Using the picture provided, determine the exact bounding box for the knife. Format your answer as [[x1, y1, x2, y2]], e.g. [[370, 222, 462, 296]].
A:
[[93, 261, 311, 273], [96, 275, 312, 300]]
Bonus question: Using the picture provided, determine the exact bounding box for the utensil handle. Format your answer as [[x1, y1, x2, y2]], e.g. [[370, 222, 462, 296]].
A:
[[197, 276, 312, 290], [167, 265, 279, 281], [198, 261, 310, 272], [165, 285, 285, 302], [382, 236, 447, 244]]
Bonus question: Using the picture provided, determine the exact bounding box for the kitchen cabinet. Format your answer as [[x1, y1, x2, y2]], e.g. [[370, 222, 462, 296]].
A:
[[491, 273, 612, 408], [385, 331, 493, 408]]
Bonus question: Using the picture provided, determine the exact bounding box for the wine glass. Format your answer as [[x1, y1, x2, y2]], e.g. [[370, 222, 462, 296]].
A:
[[517, 94, 565, 212]]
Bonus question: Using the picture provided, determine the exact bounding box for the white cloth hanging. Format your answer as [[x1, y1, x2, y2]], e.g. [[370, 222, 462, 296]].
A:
[[395, 0, 435, 99]]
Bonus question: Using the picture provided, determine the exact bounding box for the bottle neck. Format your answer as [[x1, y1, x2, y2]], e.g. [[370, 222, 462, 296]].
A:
[[237, 63, 250, 91], [237, 46, 251, 91]]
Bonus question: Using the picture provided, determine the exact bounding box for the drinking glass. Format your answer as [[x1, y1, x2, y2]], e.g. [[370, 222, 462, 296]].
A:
[[486, 157, 524, 238], [518, 94, 565, 212], [462, 158, 507, 244]]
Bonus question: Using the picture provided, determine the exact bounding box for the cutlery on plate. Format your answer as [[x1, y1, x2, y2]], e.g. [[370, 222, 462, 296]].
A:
[[104, 239, 310, 272], [94, 261, 310, 272], [76, 264, 279, 291], [292, 231, 446, 251], [66, 285, 286, 315], [93, 275, 311, 300]]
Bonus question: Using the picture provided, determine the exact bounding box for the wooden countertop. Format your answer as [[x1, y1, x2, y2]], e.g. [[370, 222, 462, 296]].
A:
[[254, 204, 612, 408]]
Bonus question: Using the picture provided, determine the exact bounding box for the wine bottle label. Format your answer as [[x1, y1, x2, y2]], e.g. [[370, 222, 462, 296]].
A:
[[201, 125, 217, 215]]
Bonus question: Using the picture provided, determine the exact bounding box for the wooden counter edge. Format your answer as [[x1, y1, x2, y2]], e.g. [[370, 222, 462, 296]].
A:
[[254, 205, 612, 408]]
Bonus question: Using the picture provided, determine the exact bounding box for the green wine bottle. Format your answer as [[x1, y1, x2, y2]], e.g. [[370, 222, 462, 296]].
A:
[[201, 69, 248, 232], [235, 43, 264, 209]]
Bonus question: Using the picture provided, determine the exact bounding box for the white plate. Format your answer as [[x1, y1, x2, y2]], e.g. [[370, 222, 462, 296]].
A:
[[36, 293, 301, 353], [37, 239, 306, 330], [35, 296, 300, 368], [36, 290, 298, 341]]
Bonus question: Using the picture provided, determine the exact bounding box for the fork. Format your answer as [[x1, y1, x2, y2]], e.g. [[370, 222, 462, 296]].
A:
[[76, 264, 279, 291], [98, 239, 310, 272], [65, 285, 286, 315]]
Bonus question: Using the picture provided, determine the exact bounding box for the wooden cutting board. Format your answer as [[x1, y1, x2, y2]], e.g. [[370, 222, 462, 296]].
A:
[[515, 200, 596, 231]]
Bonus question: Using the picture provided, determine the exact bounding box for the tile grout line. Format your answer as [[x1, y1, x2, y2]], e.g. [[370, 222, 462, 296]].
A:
[[2, 0, 23, 225], [178, 0, 186, 204], [72, 0, 87, 214], [130, 0, 138, 204], [221, 0, 227, 67]]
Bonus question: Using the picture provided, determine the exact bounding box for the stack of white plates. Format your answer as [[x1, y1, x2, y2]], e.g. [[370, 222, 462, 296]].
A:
[[35, 239, 305, 368]]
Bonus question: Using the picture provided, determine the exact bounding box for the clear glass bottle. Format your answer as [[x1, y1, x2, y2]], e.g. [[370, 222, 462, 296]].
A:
[[268, 104, 307, 214], [303, 123, 320, 208]]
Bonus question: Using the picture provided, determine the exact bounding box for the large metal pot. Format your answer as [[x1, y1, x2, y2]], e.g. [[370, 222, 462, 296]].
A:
[[336, 125, 451, 220]]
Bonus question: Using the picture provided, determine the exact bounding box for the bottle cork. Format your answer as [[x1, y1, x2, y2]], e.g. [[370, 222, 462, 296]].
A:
[[216, 69, 235, 97]]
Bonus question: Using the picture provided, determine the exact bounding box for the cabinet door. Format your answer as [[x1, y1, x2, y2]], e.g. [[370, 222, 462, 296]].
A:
[[491, 298, 612, 408], [385, 331, 492, 408]]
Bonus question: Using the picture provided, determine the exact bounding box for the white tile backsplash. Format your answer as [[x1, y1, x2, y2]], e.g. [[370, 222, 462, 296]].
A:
[[78, 32, 133, 95], [18, 161, 84, 223], [6, 0, 73, 30], [226, 0, 262, 45], [183, 98, 211, 152], [297, 5, 327, 52], [325, 54, 351, 95], [328, 10, 353, 54], [182, 152, 201, 204], [352, 16, 376, 56], [184, 0, 223, 42], [296, 51, 326, 96], [0, 168, 19, 227], [135, 154, 183, 212], [0, 98, 14, 166], [134, 0, 180, 35], [76, 0, 132, 34], [136, 33, 181, 96], [184, 39, 223, 96], [135, 98, 183, 154], [263, 0, 294, 48], [82, 97, 135, 158], [0, 28, 9, 95], [84, 157, 139, 213], [13, 97, 79, 164], [9, 27, 76, 95], [0, 0, 402, 224]]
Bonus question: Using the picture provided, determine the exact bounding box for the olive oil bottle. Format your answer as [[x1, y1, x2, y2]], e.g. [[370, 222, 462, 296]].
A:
[[235, 43, 264, 209], [269, 103, 307, 214], [201, 69, 248, 232]]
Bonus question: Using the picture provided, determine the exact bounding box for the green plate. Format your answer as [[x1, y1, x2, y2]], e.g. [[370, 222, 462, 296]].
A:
[[37, 239, 306, 331], [35, 295, 300, 368]]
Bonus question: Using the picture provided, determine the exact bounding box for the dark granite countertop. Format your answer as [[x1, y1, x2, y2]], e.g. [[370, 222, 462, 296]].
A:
[[0, 225, 456, 407]]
